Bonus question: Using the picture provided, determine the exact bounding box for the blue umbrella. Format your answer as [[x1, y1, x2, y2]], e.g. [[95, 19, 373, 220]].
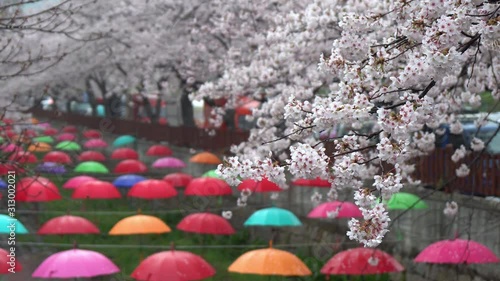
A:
[[0, 179, 6, 189], [35, 162, 66, 175], [113, 174, 147, 188]]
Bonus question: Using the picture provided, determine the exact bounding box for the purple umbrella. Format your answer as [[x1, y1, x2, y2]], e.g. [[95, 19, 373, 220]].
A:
[[32, 248, 120, 278], [152, 157, 186, 169], [35, 162, 66, 175]]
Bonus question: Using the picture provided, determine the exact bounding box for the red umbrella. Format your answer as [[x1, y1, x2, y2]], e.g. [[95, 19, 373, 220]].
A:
[[83, 129, 102, 139], [111, 148, 139, 160], [414, 239, 500, 264], [177, 213, 235, 235], [72, 180, 121, 199], [131, 248, 216, 281], [146, 145, 172, 157], [291, 177, 331, 188], [127, 180, 178, 199], [114, 159, 147, 174], [5, 130, 16, 139], [38, 215, 100, 235], [63, 176, 97, 189], [307, 201, 362, 219], [185, 178, 232, 196], [56, 133, 76, 142], [79, 151, 106, 162], [237, 178, 283, 193], [0, 164, 25, 175], [163, 173, 193, 188], [43, 151, 72, 164], [0, 248, 22, 274], [321, 248, 404, 275], [9, 151, 37, 164], [17, 176, 61, 202], [43, 128, 58, 136], [23, 129, 37, 138], [62, 125, 78, 133], [84, 139, 108, 149]]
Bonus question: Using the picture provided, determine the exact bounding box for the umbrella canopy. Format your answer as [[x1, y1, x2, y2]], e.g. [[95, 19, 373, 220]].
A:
[[113, 174, 147, 188], [146, 144, 172, 157], [63, 176, 97, 189], [43, 151, 72, 164], [62, 125, 77, 133], [111, 148, 139, 160], [177, 213, 235, 235], [9, 151, 38, 163], [185, 178, 233, 196], [229, 242, 311, 276], [33, 135, 55, 144], [74, 161, 109, 173], [113, 135, 136, 147], [16, 176, 61, 202], [79, 151, 106, 162], [114, 159, 148, 174], [244, 207, 302, 227], [27, 142, 52, 152], [72, 180, 121, 199], [56, 133, 76, 142], [109, 214, 171, 235], [42, 128, 58, 136], [189, 152, 222, 165], [55, 141, 81, 151], [128, 180, 178, 199], [414, 239, 500, 264], [385, 192, 428, 210], [0, 214, 28, 234], [291, 177, 331, 187], [83, 138, 108, 149], [237, 178, 283, 193], [32, 249, 120, 278], [201, 169, 220, 178], [0, 164, 25, 175], [35, 162, 66, 175], [131, 249, 215, 281], [307, 201, 363, 219], [163, 173, 193, 187], [1, 143, 21, 153], [152, 157, 186, 169], [38, 215, 100, 235], [82, 129, 102, 139], [321, 248, 405, 275], [0, 179, 6, 189], [0, 248, 22, 274]]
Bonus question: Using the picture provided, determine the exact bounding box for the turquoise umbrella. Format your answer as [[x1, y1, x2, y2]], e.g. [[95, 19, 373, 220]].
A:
[[113, 135, 136, 147], [244, 207, 302, 227], [0, 214, 29, 234], [96, 104, 105, 117], [74, 161, 109, 173], [385, 192, 428, 210]]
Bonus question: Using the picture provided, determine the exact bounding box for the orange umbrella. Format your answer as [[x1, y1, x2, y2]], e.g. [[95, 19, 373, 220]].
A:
[[228, 241, 311, 277], [109, 214, 171, 235], [189, 152, 222, 165], [28, 142, 52, 152]]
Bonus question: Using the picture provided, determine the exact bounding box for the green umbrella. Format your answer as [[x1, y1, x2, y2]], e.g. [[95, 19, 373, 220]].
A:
[[244, 207, 302, 227], [385, 192, 428, 210], [0, 214, 29, 234], [74, 161, 109, 173], [0, 136, 4, 144], [55, 141, 81, 151], [33, 135, 54, 144], [202, 169, 221, 178], [113, 135, 136, 147]]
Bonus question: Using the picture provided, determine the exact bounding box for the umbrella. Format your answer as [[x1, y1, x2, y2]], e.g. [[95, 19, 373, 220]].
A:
[[237, 178, 283, 193], [0, 164, 25, 175], [163, 173, 193, 188], [177, 213, 235, 235], [131, 248, 215, 281], [79, 150, 106, 162], [32, 248, 120, 278], [55, 141, 81, 151], [114, 159, 148, 174], [84, 138, 108, 149], [414, 239, 500, 264], [9, 151, 37, 163], [291, 177, 331, 187], [0, 214, 28, 234], [109, 214, 171, 235], [385, 192, 428, 210], [27, 142, 52, 152], [42, 128, 58, 136], [62, 125, 77, 133], [244, 207, 302, 227], [113, 174, 147, 188], [0, 248, 22, 274], [72, 180, 121, 199], [56, 133, 76, 142], [307, 201, 363, 219], [146, 144, 172, 157], [113, 135, 136, 147], [17, 176, 61, 202], [201, 169, 220, 178], [63, 176, 97, 189], [1, 143, 21, 153], [321, 248, 405, 275], [33, 135, 55, 144], [0, 179, 6, 189], [228, 241, 311, 276], [83, 129, 102, 139], [43, 151, 72, 164], [74, 161, 109, 173], [128, 180, 178, 199], [189, 152, 222, 164], [111, 148, 139, 160], [185, 178, 232, 196], [35, 162, 66, 175], [38, 215, 100, 235], [152, 157, 186, 169]]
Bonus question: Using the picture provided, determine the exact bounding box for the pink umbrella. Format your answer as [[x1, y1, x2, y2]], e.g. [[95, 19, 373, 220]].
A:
[[56, 133, 76, 142], [1, 143, 21, 153], [414, 239, 500, 264], [63, 176, 97, 189], [84, 139, 108, 149], [307, 201, 363, 219], [32, 248, 120, 278], [152, 157, 186, 169]]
